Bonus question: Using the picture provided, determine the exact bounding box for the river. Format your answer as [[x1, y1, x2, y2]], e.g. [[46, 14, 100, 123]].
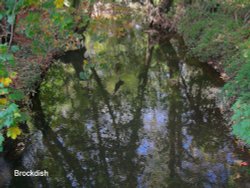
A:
[[5, 5, 250, 188]]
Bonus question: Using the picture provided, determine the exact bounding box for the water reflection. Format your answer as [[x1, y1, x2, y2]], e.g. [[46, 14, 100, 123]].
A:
[[10, 12, 250, 188]]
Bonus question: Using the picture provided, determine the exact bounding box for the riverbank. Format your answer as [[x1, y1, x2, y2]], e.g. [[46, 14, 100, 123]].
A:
[[0, 3, 86, 155], [0, 7, 83, 158], [1, 33, 61, 159], [168, 1, 250, 146]]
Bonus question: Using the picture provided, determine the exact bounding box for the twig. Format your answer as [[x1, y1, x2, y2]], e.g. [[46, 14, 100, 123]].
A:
[[244, 10, 250, 23], [0, 23, 4, 29], [8, 0, 18, 50]]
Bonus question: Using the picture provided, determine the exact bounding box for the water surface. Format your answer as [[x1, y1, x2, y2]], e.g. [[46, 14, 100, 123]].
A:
[[8, 9, 250, 188]]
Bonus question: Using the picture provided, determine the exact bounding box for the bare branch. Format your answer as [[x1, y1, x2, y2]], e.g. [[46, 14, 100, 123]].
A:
[[8, 0, 18, 50]]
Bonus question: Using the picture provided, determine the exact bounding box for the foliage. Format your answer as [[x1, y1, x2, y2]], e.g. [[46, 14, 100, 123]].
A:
[[17, 0, 88, 54], [177, 0, 250, 144], [7, 126, 22, 139], [226, 40, 250, 143], [178, 7, 245, 62], [54, 0, 64, 8], [0, 0, 32, 151], [231, 99, 250, 143], [0, 0, 91, 151], [79, 62, 92, 80], [0, 44, 27, 152]]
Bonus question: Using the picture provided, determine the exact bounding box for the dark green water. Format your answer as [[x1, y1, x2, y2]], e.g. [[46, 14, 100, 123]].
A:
[[6, 14, 250, 188]]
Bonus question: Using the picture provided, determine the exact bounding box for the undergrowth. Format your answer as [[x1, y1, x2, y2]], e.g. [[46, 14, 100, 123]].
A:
[[177, 1, 250, 144]]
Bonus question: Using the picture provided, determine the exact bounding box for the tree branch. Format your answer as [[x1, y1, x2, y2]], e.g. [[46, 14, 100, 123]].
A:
[[8, 0, 18, 50]]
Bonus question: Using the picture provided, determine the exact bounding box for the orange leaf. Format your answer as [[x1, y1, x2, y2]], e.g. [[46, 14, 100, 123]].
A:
[[0, 77, 12, 87]]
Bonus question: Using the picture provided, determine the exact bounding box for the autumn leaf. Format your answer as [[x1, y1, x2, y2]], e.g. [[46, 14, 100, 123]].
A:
[[54, 0, 64, 8], [3, 78, 12, 87], [0, 77, 12, 87], [240, 162, 249, 166], [10, 72, 17, 79], [0, 98, 8, 105], [7, 126, 22, 139]]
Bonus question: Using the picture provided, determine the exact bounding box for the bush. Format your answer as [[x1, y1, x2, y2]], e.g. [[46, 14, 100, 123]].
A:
[[0, 44, 27, 151]]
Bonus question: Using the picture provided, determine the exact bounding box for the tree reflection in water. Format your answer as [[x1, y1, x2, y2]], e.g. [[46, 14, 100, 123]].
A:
[[11, 13, 249, 188]]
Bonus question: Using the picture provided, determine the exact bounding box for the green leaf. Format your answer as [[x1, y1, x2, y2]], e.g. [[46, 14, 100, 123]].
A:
[[0, 134, 4, 145], [5, 0, 16, 10], [79, 71, 90, 80], [5, 116, 14, 127], [42, 0, 54, 9], [0, 44, 8, 54], [0, 69, 8, 77], [0, 88, 9, 95], [9, 91, 24, 101], [0, 53, 15, 65], [25, 28, 35, 38], [0, 13, 3, 21], [0, 133, 4, 152], [8, 103, 19, 112], [19, 112, 29, 122], [10, 45, 19, 53], [7, 14, 15, 25]]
